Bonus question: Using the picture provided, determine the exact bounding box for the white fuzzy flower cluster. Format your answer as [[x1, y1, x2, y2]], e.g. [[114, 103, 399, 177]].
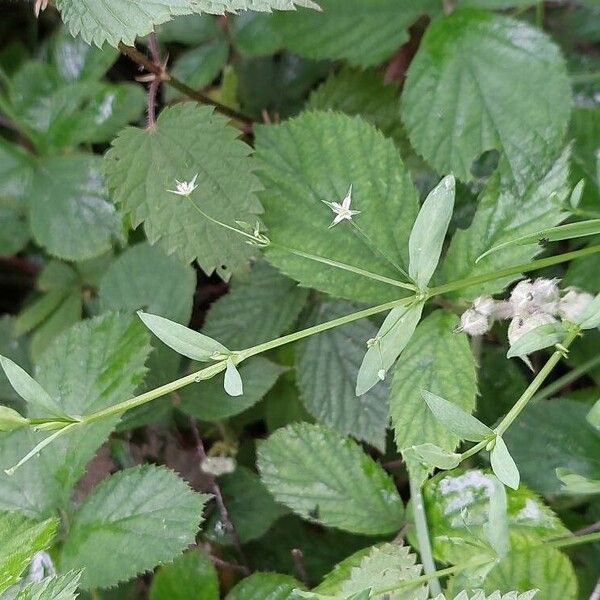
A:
[[458, 278, 594, 345], [200, 456, 236, 477]]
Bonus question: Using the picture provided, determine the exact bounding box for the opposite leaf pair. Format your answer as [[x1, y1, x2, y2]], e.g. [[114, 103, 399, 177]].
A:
[[137, 311, 244, 396], [356, 175, 455, 395]]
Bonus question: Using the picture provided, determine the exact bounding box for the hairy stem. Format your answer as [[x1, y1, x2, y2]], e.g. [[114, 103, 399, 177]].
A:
[[408, 467, 442, 596], [118, 43, 254, 127], [146, 32, 160, 129]]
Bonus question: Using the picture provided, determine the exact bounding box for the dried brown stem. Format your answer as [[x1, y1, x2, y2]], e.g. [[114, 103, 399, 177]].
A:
[[188, 417, 250, 575]]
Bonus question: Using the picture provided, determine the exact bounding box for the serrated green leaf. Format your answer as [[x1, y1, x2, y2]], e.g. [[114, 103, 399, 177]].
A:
[[105, 104, 262, 279], [226, 572, 302, 600], [356, 302, 423, 396], [490, 437, 520, 490], [441, 148, 571, 301], [0, 207, 28, 256], [483, 537, 576, 600], [308, 69, 404, 147], [0, 512, 58, 594], [423, 469, 568, 566], [204, 467, 288, 544], [0, 357, 62, 418], [298, 543, 427, 599], [504, 399, 600, 495], [0, 313, 151, 516], [478, 219, 600, 263], [202, 261, 308, 349], [180, 356, 284, 421], [296, 300, 389, 450], [310, 547, 373, 597], [224, 357, 243, 396], [29, 154, 121, 261], [432, 591, 538, 600], [60, 465, 208, 589], [257, 423, 404, 535], [15, 571, 82, 600], [256, 111, 419, 303], [149, 551, 218, 600], [507, 322, 566, 359], [423, 390, 492, 443], [556, 468, 600, 495], [273, 0, 433, 68], [100, 242, 196, 324], [401, 9, 571, 191], [409, 175, 455, 290], [138, 311, 228, 361], [390, 311, 478, 453], [55, 0, 319, 47]]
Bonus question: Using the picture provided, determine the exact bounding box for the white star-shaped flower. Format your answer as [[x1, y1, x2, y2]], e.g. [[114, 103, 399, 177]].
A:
[[167, 174, 199, 197], [324, 185, 360, 228]]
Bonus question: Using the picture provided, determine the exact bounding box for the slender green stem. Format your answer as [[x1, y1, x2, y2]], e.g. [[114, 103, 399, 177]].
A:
[[494, 329, 580, 437], [428, 245, 600, 298], [532, 353, 600, 403], [570, 208, 600, 219], [548, 530, 600, 550], [536, 0, 544, 28], [237, 297, 410, 362], [279, 245, 417, 292], [459, 439, 489, 463], [82, 361, 228, 424], [408, 467, 442, 596]]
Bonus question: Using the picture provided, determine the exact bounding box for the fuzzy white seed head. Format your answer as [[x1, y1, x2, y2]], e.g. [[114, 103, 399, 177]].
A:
[[559, 289, 595, 322], [200, 456, 236, 477], [473, 296, 496, 316], [530, 277, 560, 314], [493, 300, 515, 320], [510, 279, 535, 315], [458, 308, 491, 336]]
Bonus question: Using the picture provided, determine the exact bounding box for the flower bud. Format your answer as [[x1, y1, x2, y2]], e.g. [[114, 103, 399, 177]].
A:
[[473, 296, 496, 316], [508, 312, 557, 348], [458, 308, 491, 336], [510, 279, 534, 315], [200, 456, 236, 477], [0, 406, 29, 432], [531, 277, 560, 314]]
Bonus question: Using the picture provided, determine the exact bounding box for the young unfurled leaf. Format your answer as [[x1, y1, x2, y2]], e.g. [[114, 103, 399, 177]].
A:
[[356, 302, 423, 396], [556, 468, 600, 495], [477, 219, 600, 263], [575, 292, 600, 329], [490, 436, 520, 490], [506, 322, 566, 359], [224, 358, 243, 397], [407, 443, 462, 471], [409, 174, 455, 290], [569, 179, 585, 210], [0, 356, 64, 418], [137, 311, 229, 361], [422, 390, 493, 442]]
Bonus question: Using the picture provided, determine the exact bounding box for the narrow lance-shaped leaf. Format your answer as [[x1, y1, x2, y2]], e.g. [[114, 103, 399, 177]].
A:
[[407, 443, 462, 471], [556, 468, 600, 495], [137, 311, 229, 361], [483, 475, 509, 558], [0, 406, 28, 432], [490, 436, 520, 490], [422, 390, 493, 442], [356, 302, 423, 396], [0, 356, 65, 418], [506, 322, 567, 359], [409, 174, 455, 290], [223, 358, 243, 397], [575, 292, 600, 329], [477, 218, 600, 263]]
